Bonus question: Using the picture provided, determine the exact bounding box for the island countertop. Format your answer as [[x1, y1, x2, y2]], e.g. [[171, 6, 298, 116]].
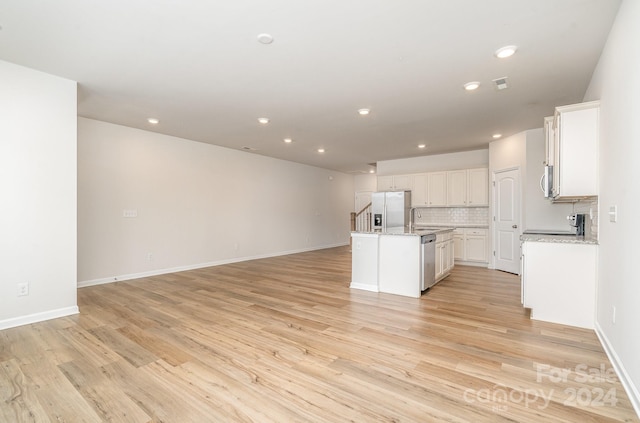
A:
[[351, 227, 454, 237]]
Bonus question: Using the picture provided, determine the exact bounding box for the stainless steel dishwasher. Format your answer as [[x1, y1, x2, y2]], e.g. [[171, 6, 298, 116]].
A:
[[420, 234, 436, 290]]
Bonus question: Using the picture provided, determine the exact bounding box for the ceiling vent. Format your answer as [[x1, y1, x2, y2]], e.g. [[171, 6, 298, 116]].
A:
[[492, 77, 509, 90], [241, 146, 257, 151]]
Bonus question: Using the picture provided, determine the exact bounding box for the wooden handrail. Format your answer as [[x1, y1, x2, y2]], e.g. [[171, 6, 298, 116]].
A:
[[351, 202, 372, 233], [355, 202, 372, 217]]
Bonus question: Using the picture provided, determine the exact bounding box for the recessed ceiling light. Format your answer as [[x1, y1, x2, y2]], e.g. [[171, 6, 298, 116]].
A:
[[358, 108, 370, 115], [257, 117, 270, 124], [464, 82, 480, 91], [284, 138, 293, 143], [257, 33, 274, 44], [492, 133, 502, 139], [317, 148, 325, 153], [147, 118, 159, 124], [418, 144, 426, 149], [495, 45, 518, 59], [369, 169, 375, 174]]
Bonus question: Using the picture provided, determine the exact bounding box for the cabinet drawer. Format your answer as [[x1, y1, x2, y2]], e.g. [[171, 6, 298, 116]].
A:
[[436, 231, 453, 243], [465, 228, 488, 236]]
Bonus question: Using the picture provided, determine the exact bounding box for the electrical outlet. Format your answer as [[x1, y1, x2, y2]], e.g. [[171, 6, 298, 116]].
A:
[[17, 282, 29, 297], [123, 209, 138, 218], [147, 252, 153, 261]]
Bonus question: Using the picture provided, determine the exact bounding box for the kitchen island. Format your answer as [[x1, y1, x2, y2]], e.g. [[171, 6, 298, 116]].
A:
[[351, 227, 454, 298]]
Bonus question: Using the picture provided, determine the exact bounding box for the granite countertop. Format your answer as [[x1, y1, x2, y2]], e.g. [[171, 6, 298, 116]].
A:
[[351, 227, 455, 236], [414, 223, 489, 229], [520, 233, 598, 245]]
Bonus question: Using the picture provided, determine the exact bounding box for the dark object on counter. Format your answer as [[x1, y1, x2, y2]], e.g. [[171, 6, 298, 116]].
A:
[[568, 213, 587, 236]]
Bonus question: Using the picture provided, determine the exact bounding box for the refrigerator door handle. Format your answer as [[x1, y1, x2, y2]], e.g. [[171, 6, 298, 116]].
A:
[[383, 204, 387, 231]]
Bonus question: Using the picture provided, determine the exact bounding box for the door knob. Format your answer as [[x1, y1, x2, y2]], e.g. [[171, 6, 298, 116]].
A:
[[512, 224, 518, 229]]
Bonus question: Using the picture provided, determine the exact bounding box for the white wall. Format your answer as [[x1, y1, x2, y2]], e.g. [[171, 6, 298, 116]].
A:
[[376, 149, 489, 175], [0, 60, 78, 329], [78, 118, 354, 285], [583, 0, 640, 412], [489, 132, 527, 172], [490, 129, 574, 232], [354, 174, 377, 193]]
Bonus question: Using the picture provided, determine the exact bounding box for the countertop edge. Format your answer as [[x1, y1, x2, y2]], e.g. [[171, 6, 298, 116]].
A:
[[520, 234, 598, 245], [351, 227, 455, 237]]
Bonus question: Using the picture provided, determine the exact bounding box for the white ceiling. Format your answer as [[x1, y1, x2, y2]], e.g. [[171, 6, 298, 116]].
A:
[[0, 0, 621, 174]]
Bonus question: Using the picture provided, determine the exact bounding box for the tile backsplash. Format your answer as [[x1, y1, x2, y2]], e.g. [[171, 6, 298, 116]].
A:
[[573, 198, 599, 240], [414, 207, 489, 226]]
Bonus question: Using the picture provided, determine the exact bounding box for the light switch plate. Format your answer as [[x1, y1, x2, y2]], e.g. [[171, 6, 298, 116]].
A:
[[608, 206, 617, 223]]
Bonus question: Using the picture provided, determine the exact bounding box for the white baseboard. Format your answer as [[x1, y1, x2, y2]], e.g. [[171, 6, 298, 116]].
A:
[[78, 242, 349, 288], [350, 282, 379, 292], [595, 321, 640, 418], [0, 306, 79, 331], [454, 260, 488, 268]]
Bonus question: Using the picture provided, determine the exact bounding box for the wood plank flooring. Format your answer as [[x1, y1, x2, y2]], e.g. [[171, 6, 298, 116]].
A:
[[1, 246, 638, 422]]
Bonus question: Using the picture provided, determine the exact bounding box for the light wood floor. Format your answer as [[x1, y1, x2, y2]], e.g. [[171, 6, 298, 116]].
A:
[[1, 246, 638, 422]]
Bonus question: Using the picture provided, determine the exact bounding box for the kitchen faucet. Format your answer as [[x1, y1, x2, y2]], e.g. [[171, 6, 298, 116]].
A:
[[409, 207, 422, 231]]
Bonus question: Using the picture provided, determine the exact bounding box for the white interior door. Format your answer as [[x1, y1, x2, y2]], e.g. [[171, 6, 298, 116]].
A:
[[494, 169, 521, 274]]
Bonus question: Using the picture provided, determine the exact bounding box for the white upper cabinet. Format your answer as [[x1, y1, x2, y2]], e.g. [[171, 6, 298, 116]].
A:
[[377, 176, 394, 191], [393, 174, 413, 191], [427, 172, 447, 207], [551, 101, 599, 199], [467, 168, 489, 206], [378, 167, 488, 208], [446, 170, 467, 206], [446, 168, 488, 207], [377, 174, 413, 191], [411, 173, 428, 206]]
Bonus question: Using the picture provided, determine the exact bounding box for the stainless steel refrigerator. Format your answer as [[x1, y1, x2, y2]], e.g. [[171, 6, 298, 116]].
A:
[[371, 191, 411, 232]]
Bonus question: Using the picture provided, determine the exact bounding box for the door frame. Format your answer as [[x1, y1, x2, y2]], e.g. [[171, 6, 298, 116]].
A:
[[490, 166, 522, 272]]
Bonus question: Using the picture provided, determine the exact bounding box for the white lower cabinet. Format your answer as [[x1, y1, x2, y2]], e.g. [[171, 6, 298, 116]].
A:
[[521, 240, 596, 329], [435, 231, 454, 282], [453, 228, 488, 264]]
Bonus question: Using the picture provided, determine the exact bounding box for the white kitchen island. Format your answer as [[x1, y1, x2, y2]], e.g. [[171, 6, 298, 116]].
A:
[[351, 228, 453, 298]]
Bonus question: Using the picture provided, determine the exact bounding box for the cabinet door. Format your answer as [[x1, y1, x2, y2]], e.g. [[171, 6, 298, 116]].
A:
[[393, 174, 413, 191], [447, 240, 455, 271], [453, 231, 464, 261], [447, 170, 467, 206], [552, 114, 561, 197], [544, 116, 555, 166], [427, 172, 447, 207], [411, 173, 428, 206], [435, 243, 443, 280], [556, 104, 599, 197], [465, 234, 488, 262], [377, 176, 394, 191], [467, 168, 488, 206]]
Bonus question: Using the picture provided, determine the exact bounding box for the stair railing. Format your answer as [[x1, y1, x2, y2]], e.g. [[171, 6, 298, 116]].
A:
[[350, 202, 372, 233]]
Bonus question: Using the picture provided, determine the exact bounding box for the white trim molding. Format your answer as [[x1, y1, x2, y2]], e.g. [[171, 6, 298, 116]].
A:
[[78, 243, 348, 288], [595, 321, 640, 418], [0, 306, 79, 331]]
